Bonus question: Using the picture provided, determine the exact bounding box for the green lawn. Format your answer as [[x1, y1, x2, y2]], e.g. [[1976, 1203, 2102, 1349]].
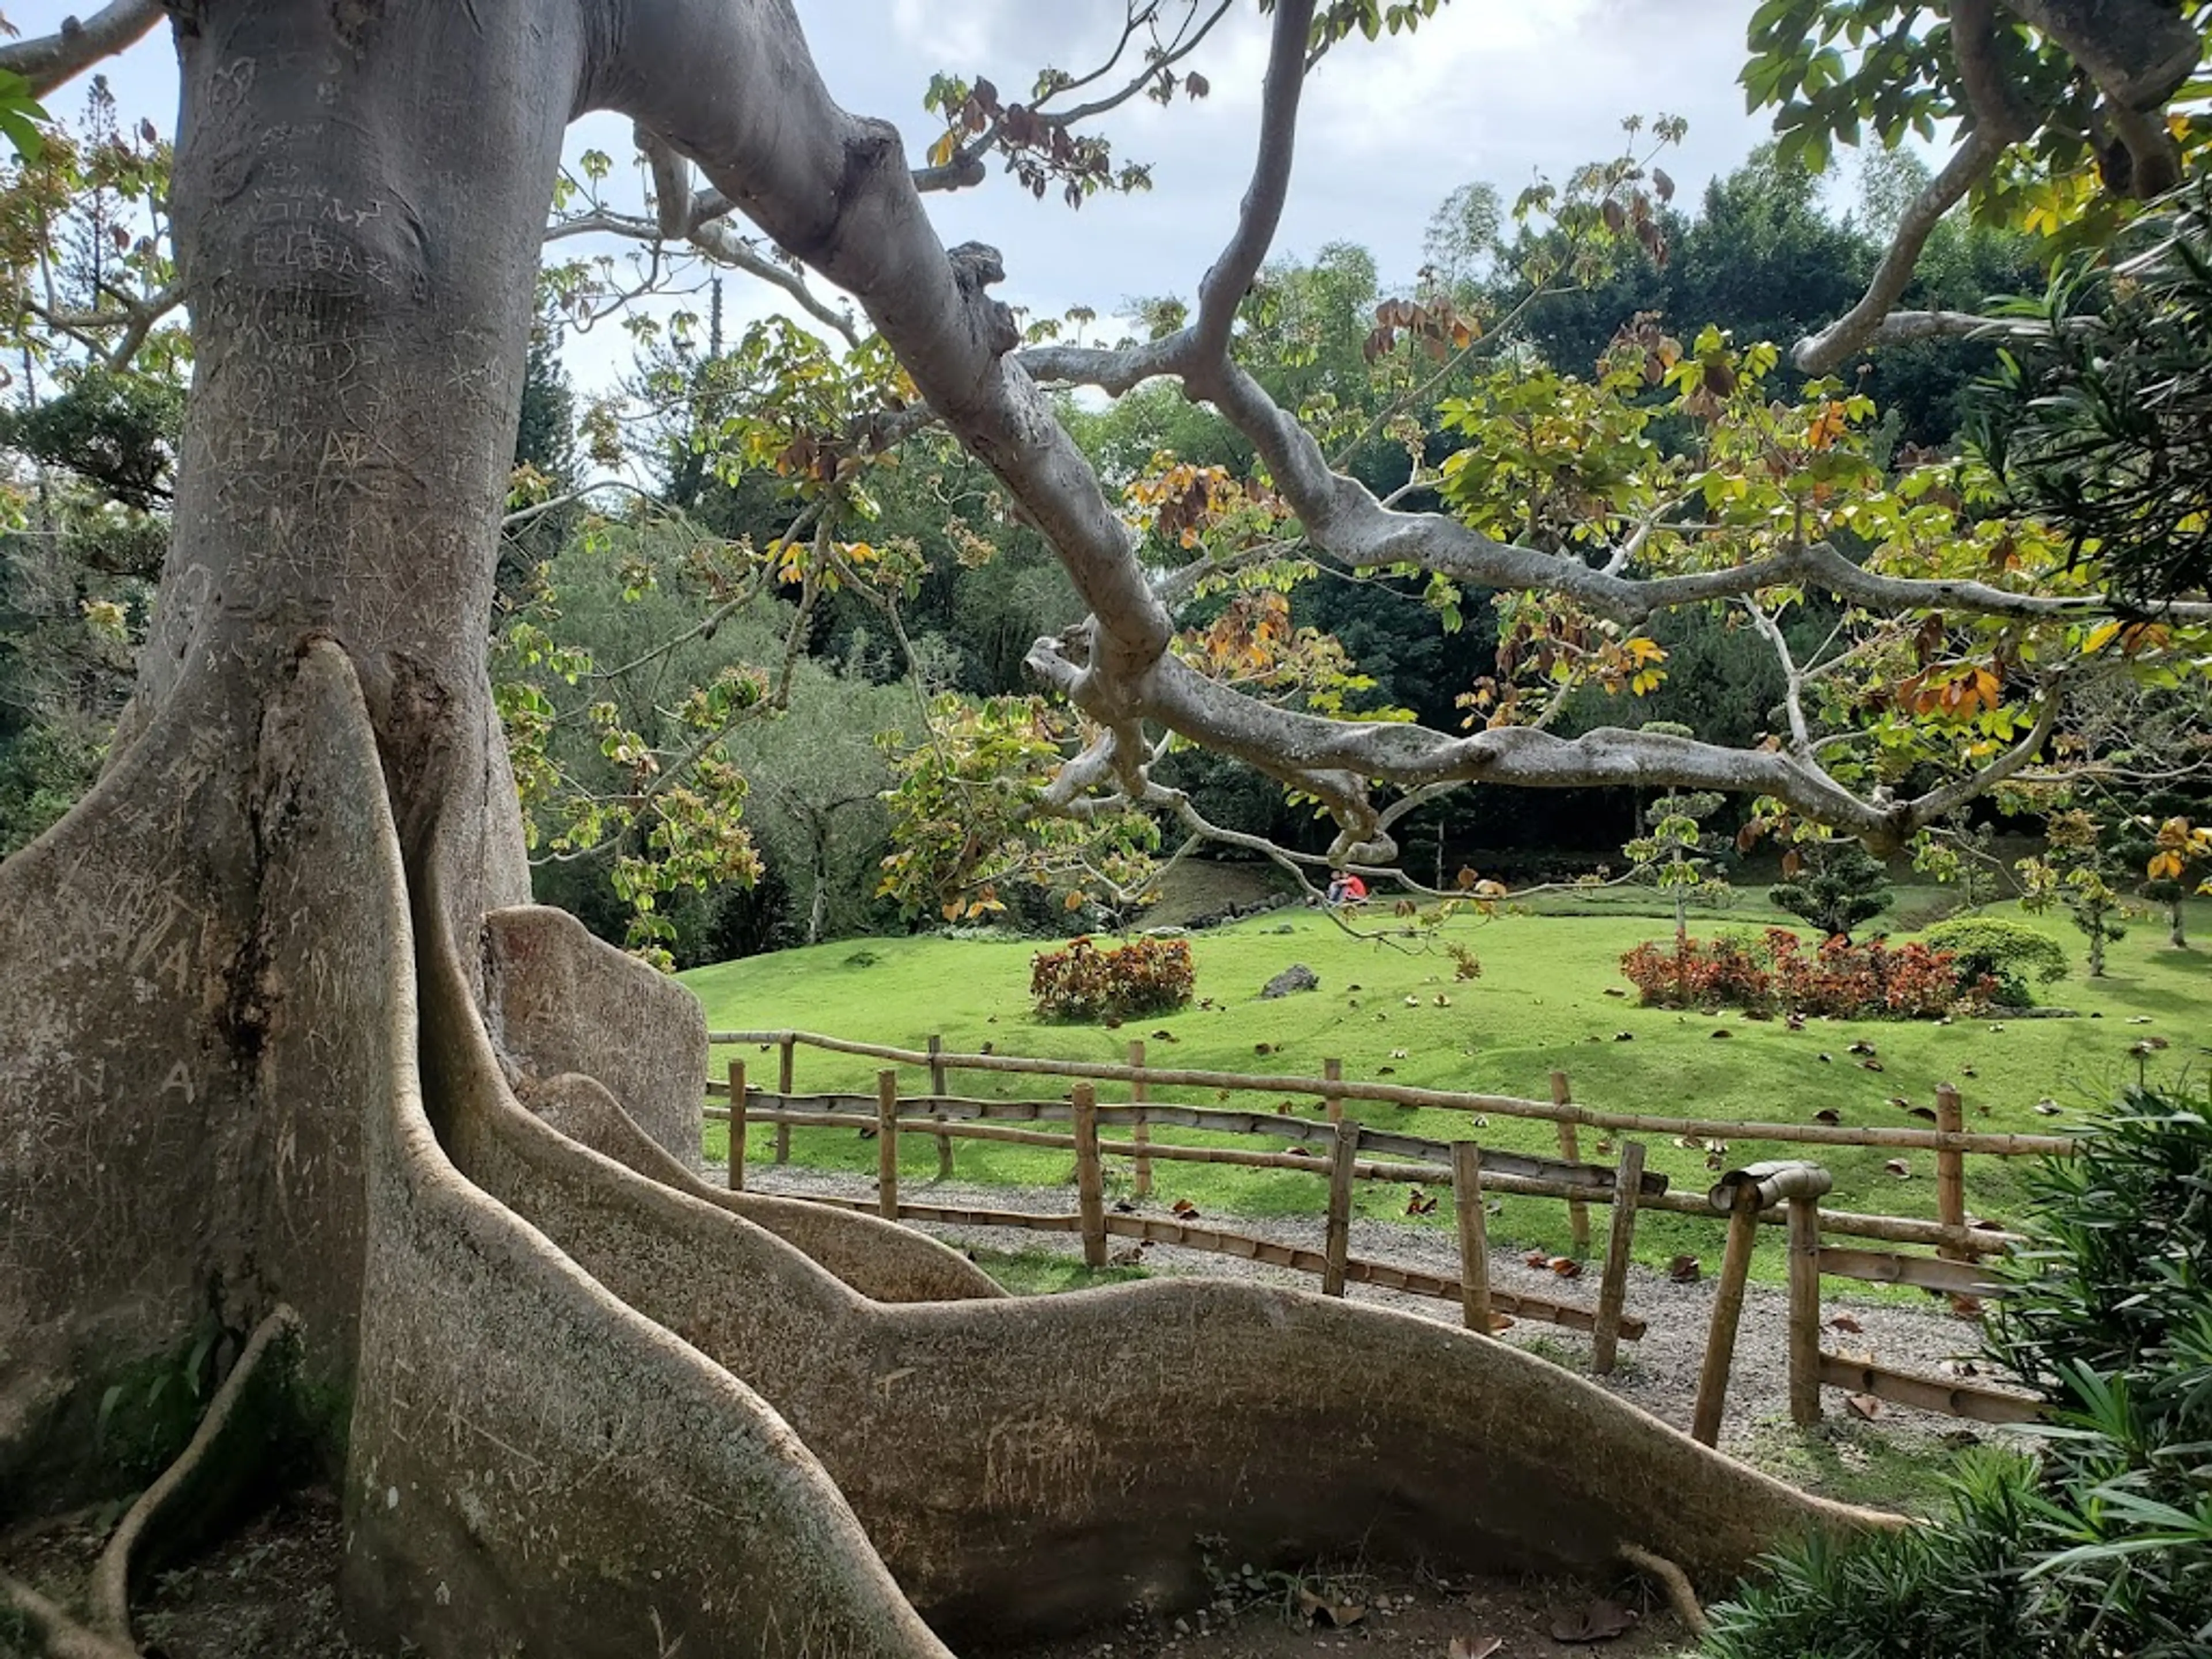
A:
[[681, 895, 2210, 1276]]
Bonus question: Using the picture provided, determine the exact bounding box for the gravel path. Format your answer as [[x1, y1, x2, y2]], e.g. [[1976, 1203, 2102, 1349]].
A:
[[719, 1161, 2025, 1467]]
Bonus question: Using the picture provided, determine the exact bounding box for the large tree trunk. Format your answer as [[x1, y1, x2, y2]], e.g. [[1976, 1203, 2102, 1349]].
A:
[[2, 0, 573, 1499], [2, 5, 1891, 1653]]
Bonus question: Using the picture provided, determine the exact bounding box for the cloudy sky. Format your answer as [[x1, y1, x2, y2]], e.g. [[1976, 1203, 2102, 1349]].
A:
[[35, 0, 1801, 387]]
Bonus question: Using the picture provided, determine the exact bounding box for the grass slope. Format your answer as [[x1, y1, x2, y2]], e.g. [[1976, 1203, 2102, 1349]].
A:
[[682, 895, 2210, 1277]]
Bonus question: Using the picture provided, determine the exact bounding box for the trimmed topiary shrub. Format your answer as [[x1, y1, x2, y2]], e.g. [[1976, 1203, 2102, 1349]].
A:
[[1922, 918, 2070, 1006], [1030, 934, 1195, 1022]]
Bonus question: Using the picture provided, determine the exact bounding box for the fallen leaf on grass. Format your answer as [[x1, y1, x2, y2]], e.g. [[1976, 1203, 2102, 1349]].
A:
[[1448, 1638, 1503, 1659], [1846, 1392, 1883, 1421], [1549, 1256, 1584, 1279], [1171, 1198, 1200, 1218], [1907, 1106, 1938, 1123], [1861, 1058, 1886, 1072], [1884, 1158, 1912, 1177], [1849, 1040, 1879, 1056], [1152, 1029, 1179, 1042], [1525, 1251, 1552, 1268], [1549, 1599, 1639, 1643], [1667, 1254, 1701, 1283], [1613, 1031, 1635, 1041], [1813, 1108, 1842, 1124], [1949, 1294, 1985, 1320], [1828, 1314, 1864, 1334], [1710, 1028, 1732, 1039]]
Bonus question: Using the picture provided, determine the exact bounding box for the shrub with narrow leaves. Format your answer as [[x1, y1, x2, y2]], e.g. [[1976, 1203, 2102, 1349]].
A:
[[1705, 1090, 2212, 1659], [1030, 935, 1195, 1022]]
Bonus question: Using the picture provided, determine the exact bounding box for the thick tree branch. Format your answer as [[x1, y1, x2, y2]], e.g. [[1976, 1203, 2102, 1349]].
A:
[[0, 0, 162, 97], [610, 0, 2196, 872], [609, 0, 1174, 683], [1192, 0, 1312, 362], [1997, 0, 2200, 112], [1793, 0, 2031, 374]]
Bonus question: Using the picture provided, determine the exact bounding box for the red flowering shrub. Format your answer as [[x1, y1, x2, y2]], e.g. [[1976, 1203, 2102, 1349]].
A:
[[1031, 935, 1195, 1022], [1619, 936, 1772, 1009], [1621, 930, 1980, 1020]]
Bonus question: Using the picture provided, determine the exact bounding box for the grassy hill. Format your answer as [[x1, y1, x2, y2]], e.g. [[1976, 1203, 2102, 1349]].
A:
[[680, 893, 2210, 1272]]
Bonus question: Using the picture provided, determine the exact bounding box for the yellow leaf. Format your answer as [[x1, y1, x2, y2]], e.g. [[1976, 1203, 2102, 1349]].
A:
[[928, 130, 959, 169]]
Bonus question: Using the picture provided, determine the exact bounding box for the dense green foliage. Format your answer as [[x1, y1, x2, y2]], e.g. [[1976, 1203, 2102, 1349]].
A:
[[1769, 842, 1895, 940], [1707, 1088, 2212, 1659], [1921, 916, 2070, 1006], [1978, 181, 2212, 607]]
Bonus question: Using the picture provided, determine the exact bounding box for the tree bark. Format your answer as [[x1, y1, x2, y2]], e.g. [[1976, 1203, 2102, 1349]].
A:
[[2, 0, 574, 1512], [0, 5, 1905, 1652]]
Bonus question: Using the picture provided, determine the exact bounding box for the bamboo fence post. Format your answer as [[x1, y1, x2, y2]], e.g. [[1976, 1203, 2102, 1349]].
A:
[[1934, 1083, 1967, 1264], [1691, 1182, 1764, 1445], [928, 1035, 954, 1180], [1073, 1083, 1107, 1268], [1323, 1119, 1361, 1296], [1323, 1056, 1344, 1125], [1128, 1038, 1153, 1198], [1787, 1194, 1823, 1425], [1451, 1142, 1492, 1334], [875, 1070, 899, 1221], [1551, 1070, 1590, 1256], [726, 1059, 747, 1193], [774, 1035, 796, 1165], [1591, 1139, 1646, 1376]]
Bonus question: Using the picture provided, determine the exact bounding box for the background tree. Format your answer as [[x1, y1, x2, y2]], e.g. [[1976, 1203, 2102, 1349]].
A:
[[1624, 719, 1731, 946], [1768, 837, 1895, 940], [2018, 808, 2132, 975]]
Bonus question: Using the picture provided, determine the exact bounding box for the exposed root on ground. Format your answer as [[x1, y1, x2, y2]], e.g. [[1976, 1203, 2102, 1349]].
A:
[[89, 1304, 302, 1643], [0, 1568, 139, 1659], [1620, 1542, 1710, 1639]]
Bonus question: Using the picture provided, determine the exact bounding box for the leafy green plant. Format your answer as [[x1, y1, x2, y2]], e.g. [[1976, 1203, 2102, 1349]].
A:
[[1768, 842, 1892, 940], [1706, 1088, 2212, 1659], [1921, 918, 2069, 1007]]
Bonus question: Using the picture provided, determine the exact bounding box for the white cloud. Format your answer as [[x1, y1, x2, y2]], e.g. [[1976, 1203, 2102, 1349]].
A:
[[65, 1, 1787, 389]]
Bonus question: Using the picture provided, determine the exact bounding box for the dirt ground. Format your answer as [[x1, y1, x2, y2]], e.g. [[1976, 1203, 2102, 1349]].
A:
[[2, 1493, 1690, 1659]]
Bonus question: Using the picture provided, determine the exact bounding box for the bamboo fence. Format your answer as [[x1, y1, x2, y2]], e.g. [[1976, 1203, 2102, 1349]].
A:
[[705, 1031, 2068, 1429]]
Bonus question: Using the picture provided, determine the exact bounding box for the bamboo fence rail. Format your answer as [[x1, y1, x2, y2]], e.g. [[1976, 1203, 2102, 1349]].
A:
[[708, 1029, 2078, 1158], [707, 1030, 2067, 1432]]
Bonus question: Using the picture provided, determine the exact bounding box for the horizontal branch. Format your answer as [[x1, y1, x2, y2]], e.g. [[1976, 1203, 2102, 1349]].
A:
[[0, 0, 162, 97]]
